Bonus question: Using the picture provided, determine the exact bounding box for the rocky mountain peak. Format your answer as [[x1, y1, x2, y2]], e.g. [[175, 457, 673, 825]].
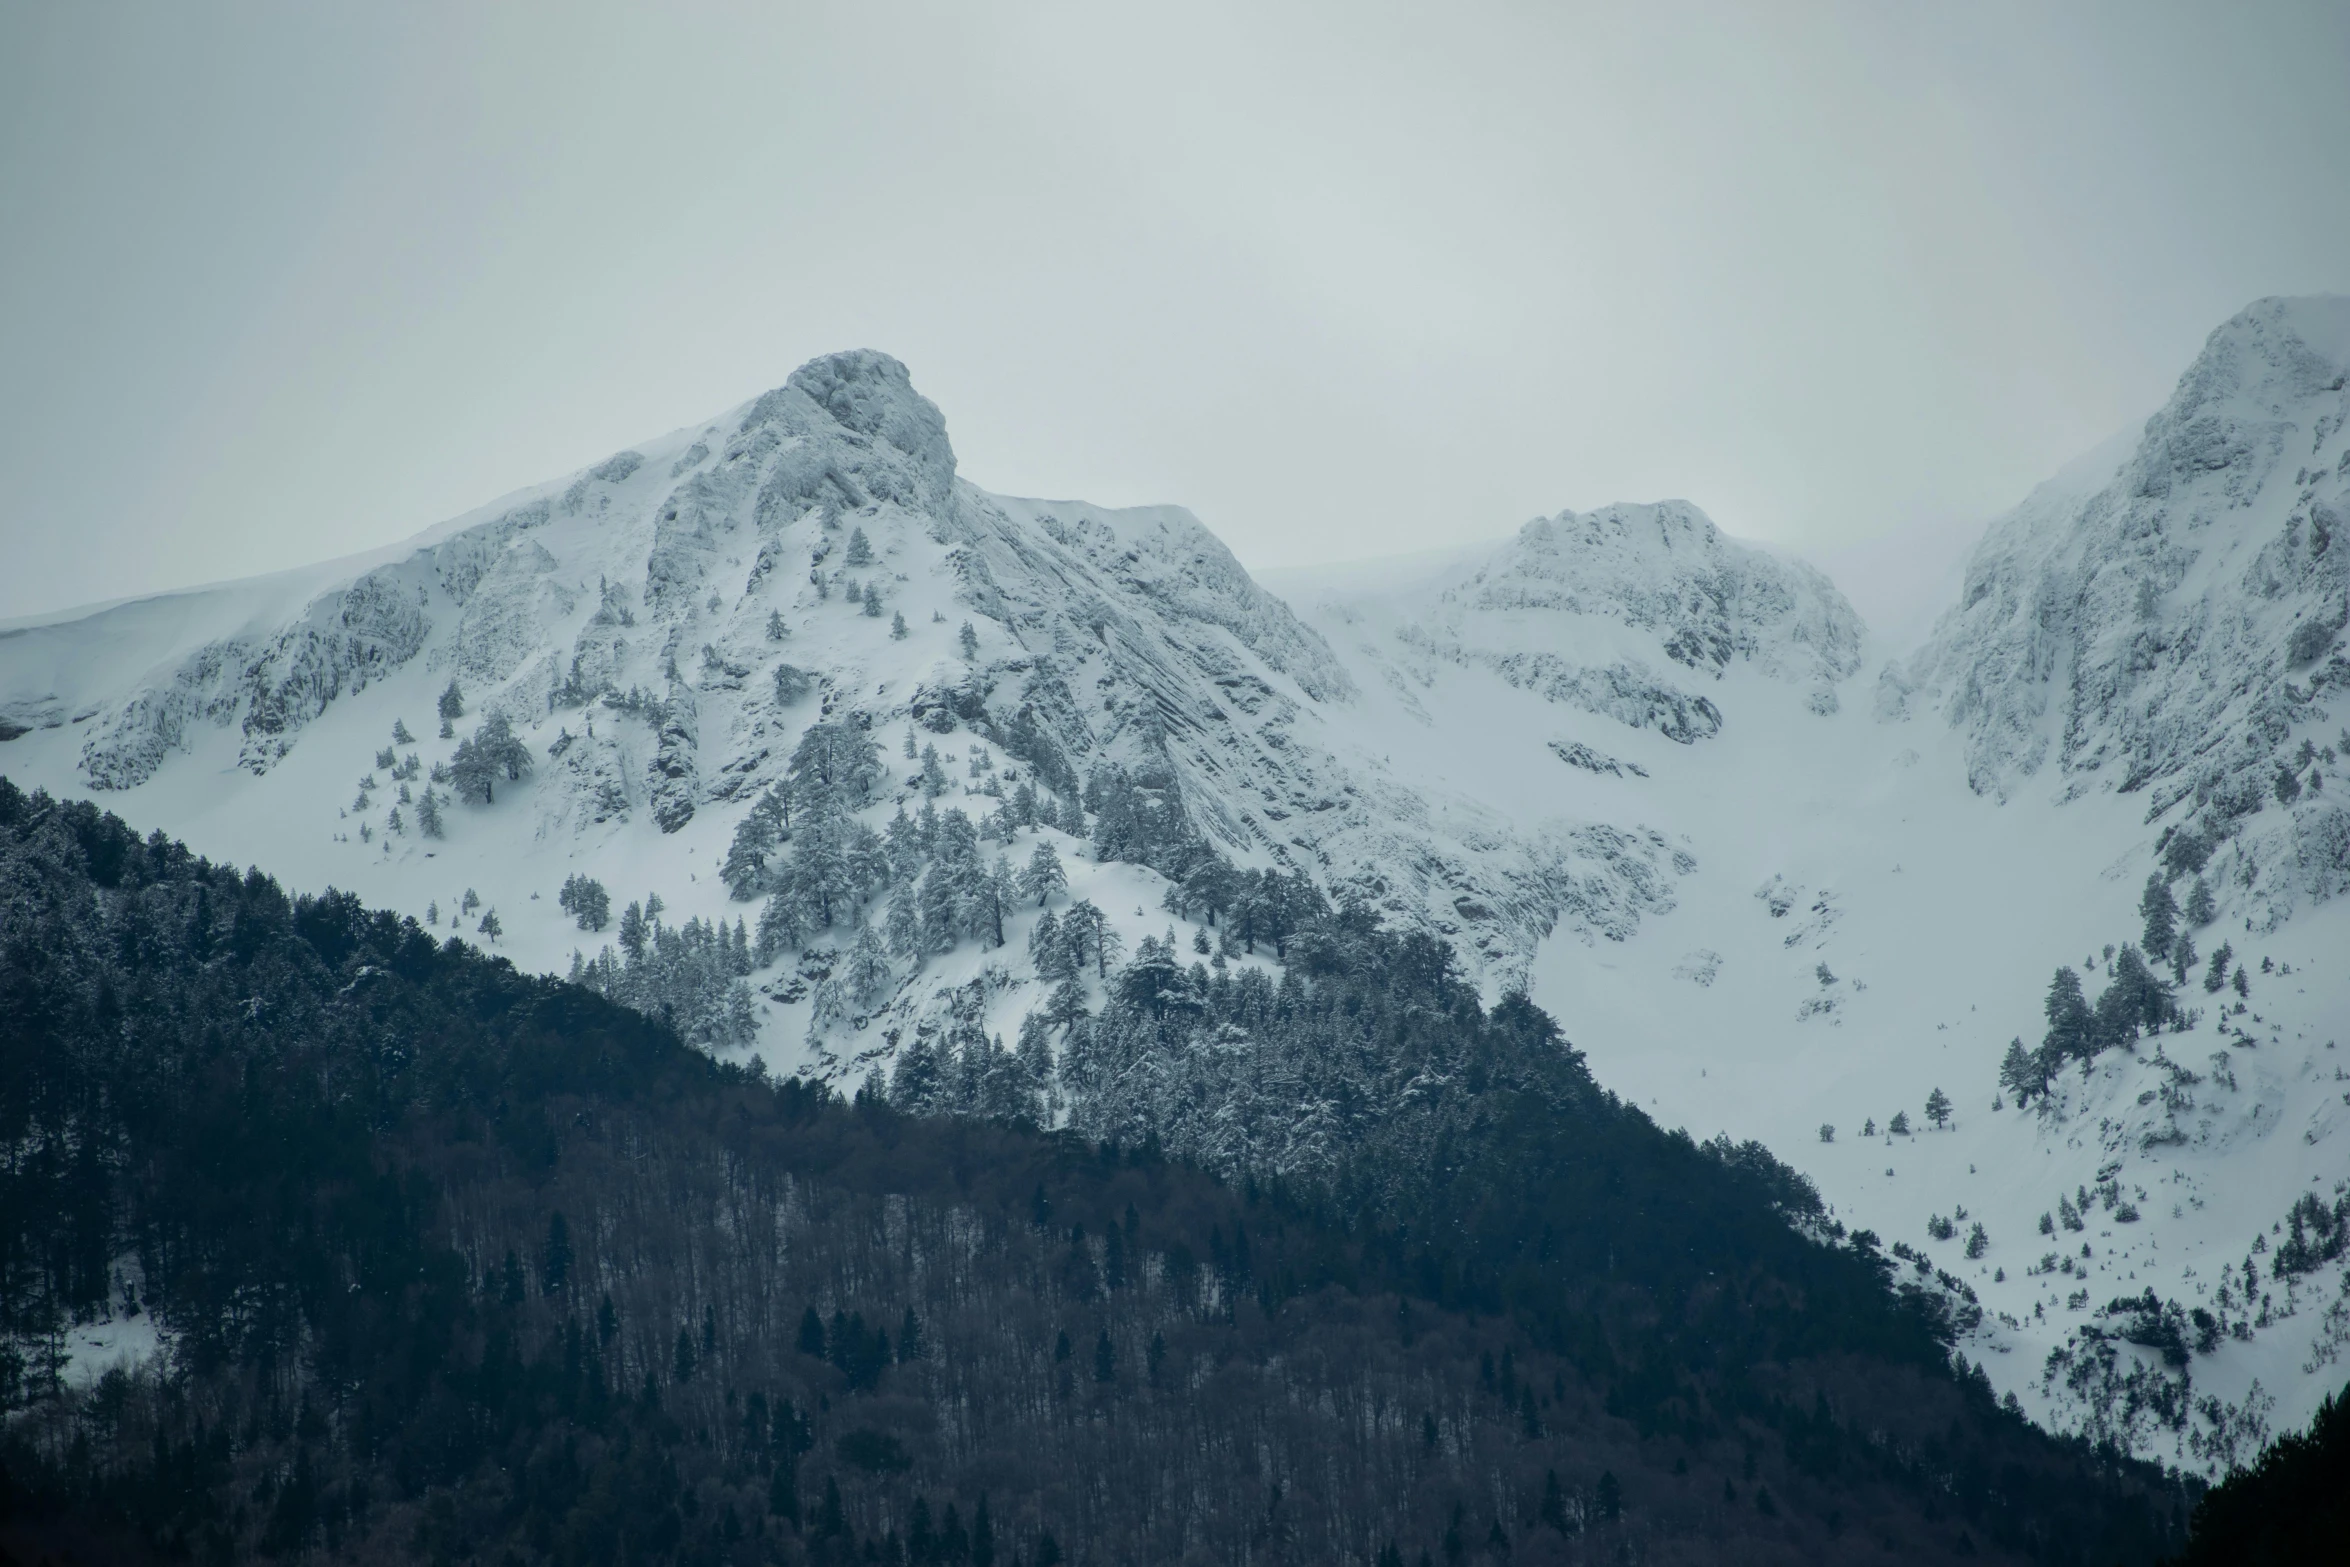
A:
[[1888, 294, 2350, 926]]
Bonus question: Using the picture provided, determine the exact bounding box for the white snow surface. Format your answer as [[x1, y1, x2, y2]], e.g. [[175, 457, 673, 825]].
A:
[[5, 310, 2349, 1474]]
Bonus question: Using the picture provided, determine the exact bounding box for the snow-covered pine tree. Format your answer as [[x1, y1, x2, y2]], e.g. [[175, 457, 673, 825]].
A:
[[1021, 840, 1067, 907], [2185, 875, 2216, 926], [861, 582, 884, 618], [773, 664, 814, 705], [984, 855, 1016, 947], [756, 883, 812, 964], [1029, 909, 1069, 981], [844, 526, 873, 566], [723, 785, 791, 899], [438, 678, 465, 723], [958, 621, 979, 660], [885, 881, 923, 962], [843, 924, 895, 1008], [451, 713, 533, 805]]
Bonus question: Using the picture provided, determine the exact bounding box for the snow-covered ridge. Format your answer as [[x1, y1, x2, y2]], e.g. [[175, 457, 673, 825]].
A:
[[0, 349, 1690, 1002], [1887, 295, 2350, 928]]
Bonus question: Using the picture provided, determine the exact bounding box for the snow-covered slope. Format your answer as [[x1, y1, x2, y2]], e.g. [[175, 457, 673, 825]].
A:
[[1269, 301, 2350, 1476], [5, 303, 2346, 1476]]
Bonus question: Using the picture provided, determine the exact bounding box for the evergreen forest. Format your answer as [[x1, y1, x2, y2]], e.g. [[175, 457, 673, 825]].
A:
[[0, 778, 2212, 1564]]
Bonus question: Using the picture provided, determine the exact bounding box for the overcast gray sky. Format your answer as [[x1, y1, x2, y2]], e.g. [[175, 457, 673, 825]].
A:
[[4, 1, 2346, 631]]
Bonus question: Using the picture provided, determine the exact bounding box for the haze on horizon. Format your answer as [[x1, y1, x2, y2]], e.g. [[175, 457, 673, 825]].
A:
[[3, 0, 2347, 639]]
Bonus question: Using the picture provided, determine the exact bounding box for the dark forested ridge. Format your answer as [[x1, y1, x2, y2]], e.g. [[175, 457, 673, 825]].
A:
[[2168, 1381, 2347, 1565], [0, 779, 2187, 1565]]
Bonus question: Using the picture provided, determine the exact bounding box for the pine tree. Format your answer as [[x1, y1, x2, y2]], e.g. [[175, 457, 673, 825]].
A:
[[765, 609, 787, 641], [1043, 976, 1089, 1033], [438, 678, 465, 723], [2043, 966, 2094, 1062], [2140, 874, 2179, 961], [477, 909, 501, 942], [1924, 1086, 1953, 1130], [392, 718, 415, 744], [2204, 941, 2234, 992], [559, 874, 611, 932], [722, 788, 787, 899], [1022, 840, 1067, 906], [1999, 1036, 2051, 1106], [959, 620, 980, 659], [844, 525, 873, 566], [885, 881, 923, 962], [985, 854, 1017, 947], [843, 923, 894, 1007], [2186, 875, 2217, 926], [1888, 1111, 1910, 1136], [451, 713, 533, 805], [773, 663, 814, 705], [890, 611, 908, 639], [862, 581, 884, 617]]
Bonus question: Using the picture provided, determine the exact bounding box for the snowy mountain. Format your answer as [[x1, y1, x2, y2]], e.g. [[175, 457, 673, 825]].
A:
[[0, 349, 1682, 1063], [1260, 299, 2350, 1476], [5, 302, 2348, 1477]]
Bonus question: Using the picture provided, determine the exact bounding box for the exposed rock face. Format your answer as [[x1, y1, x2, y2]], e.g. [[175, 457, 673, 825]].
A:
[[1400, 502, 1863, 739], [1891, 296, 2350, 925]]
